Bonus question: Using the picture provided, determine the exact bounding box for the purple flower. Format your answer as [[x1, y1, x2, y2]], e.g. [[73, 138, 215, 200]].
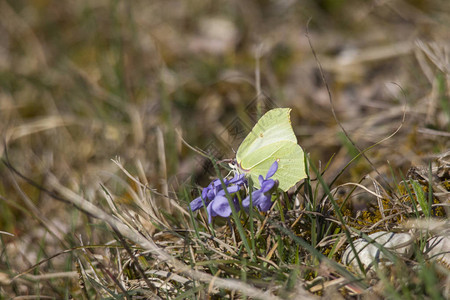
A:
[[189, 179, 220, 211], [228, 173, 247, 185], [189, 174, 247, 223], [206, 188, 240, 223], [242, 161, 279, 212]]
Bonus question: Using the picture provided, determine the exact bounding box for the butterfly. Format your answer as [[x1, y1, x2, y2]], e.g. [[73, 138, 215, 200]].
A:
[[235, 108, 306, 191]]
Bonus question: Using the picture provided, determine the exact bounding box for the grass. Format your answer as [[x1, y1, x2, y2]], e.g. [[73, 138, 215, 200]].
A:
[[0, 0, 449, 299]]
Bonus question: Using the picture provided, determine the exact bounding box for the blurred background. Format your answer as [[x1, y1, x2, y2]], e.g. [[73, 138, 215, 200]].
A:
[[0, 0, 449, 296]]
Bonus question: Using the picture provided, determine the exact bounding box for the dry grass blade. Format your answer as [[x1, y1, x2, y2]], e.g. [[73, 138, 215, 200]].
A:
[[403, 219, 450, 234], [0, 231, 14, 237], [322, 41, 413, 72], [157, 127, 171, 214], [5, 165, 68, 245], [417, 128, 450, 137], [416, 40, 450, 75], [331, 182, 384, 199], [4, 115, 77, 142]]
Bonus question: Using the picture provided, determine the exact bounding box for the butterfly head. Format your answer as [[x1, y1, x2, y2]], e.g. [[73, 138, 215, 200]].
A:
[[229, 159, 249, 175]]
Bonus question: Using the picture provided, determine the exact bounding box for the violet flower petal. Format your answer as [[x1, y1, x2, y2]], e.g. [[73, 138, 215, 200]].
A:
[[206, 201, 217, 223], [201, 188, 208, 200], [226, 185, 240, 194], [266, 161, 278, 179], [190, 196, 204, 211], [211, 196, 232, 218], [206, 188, 215, 200], [242, 190, 263, 208], [261, 179, 275, 193], [258, 175, 265, 187], [257, 194, 273, 212], [229, 174, 247, 186]]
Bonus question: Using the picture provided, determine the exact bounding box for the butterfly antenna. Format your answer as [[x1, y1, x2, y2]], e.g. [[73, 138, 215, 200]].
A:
[[217, 158, 234, 166]]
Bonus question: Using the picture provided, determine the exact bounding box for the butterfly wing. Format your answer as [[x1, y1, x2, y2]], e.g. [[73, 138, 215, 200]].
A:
[[240, 141, 305, 191], [236, 108, 306, 191], [236, 108, 296, 162]]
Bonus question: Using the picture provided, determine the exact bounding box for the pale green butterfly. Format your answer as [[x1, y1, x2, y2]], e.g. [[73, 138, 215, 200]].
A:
[[235, 108, 306, 191]]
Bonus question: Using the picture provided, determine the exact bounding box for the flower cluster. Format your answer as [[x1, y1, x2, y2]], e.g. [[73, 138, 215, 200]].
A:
[[242, 161, 279, 212], [189, 174, 247, 223], [189, 161, 280, 223]]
